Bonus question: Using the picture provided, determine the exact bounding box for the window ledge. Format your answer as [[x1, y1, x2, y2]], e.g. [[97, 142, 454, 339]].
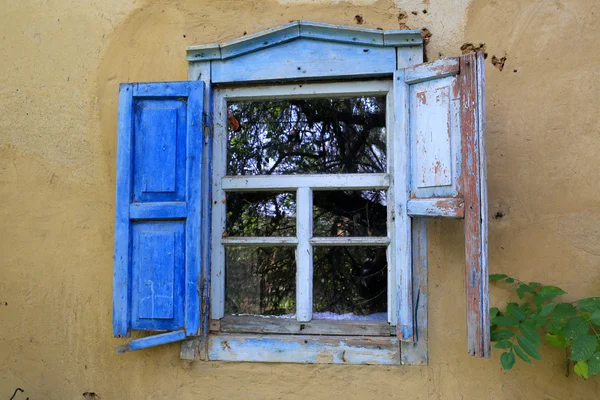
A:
[[207, 333, 400, 365]]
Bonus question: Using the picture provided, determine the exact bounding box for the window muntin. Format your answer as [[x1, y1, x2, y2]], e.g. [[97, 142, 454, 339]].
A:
[[211, 80, 397, 329]]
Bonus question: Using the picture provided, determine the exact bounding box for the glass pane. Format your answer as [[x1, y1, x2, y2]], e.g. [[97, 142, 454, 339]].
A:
[[313, 190, 387, 237], [313, 247, 387, 321], [225, 247, 296, 316], [226, 192, 296, 237], [227, 96, 386, 175]]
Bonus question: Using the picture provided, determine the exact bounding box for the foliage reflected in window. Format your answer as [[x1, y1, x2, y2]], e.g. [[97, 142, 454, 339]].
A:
[[227, 97, 386, 175]]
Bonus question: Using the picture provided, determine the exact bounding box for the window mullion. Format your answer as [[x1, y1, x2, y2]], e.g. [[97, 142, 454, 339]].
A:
[[296, 186, 313, 322]]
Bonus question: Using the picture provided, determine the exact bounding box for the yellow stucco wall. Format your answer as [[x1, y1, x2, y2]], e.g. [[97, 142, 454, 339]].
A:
[[1, 0, 600, 398]]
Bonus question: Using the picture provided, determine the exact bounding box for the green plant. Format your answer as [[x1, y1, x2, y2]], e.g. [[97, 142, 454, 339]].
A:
[[490, 274, 600, 379]]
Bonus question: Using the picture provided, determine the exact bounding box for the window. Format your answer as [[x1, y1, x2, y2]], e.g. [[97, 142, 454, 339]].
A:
[[211, 82, 395, 329], [113, 22, 489, 364]]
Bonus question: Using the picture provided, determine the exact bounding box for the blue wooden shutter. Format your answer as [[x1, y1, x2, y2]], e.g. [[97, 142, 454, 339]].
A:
[[401, 52, 489, 357], [113, 81, 204, 353]]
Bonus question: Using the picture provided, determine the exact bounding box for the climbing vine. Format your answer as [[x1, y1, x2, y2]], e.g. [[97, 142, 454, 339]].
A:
[[490, 274, 600, 379]]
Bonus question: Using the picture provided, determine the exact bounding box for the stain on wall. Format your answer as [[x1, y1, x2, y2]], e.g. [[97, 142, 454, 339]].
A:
[[1, 0, 600, 398]]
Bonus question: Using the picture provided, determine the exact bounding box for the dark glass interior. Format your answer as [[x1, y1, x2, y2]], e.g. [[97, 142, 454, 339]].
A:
[[226, 192, 296, 237], [313, 246, 387, 320], [313, 190, 387, 237], [226, 96, 386, 175], [225, 247, 296, 316]]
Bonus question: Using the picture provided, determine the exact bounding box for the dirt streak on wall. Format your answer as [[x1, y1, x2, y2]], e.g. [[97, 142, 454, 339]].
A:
[[1, 0, 599, 398]]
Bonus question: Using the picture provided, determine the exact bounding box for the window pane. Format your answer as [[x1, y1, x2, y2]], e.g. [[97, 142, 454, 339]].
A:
[[225, 247, 296, 316], [226, 192, 296, 237], [313, 190, 387, 237], [313, 247, 387, 321], [227, 96, 386, 175]]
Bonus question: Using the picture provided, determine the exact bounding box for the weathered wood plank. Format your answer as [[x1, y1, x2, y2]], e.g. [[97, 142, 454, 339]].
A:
[[184, 81, 205, 337], [188, 61, 213, 358], [131, 81, 193, 97], [212, 39, 397, 84], [383, 31, 424, 47], [477, 51, 490, 357], [296, 187, 313, 322], [401, 218, 428, 365], [116, 330, 187, 354], [404, 57, 460, 84], [208, 334, 400, 364], [221, 173, 389, 191], [460, 52, 490, 358], [210, 92, 228, 320], [218, 80, 392, 101], [299, 22, 384, 46], [396, 45, 423, 69], [221, 237, 299, 246], [392, 70, 414, 342], [219, 22, 300, 59], [113, 84, 134, 338], [409, 75, 462, 199], [129, 202, 187, 220], [214, 316, 393, 336], [309, 237, 390, 247], [186, 44, 221, 62], [407, 198, 464, 218]]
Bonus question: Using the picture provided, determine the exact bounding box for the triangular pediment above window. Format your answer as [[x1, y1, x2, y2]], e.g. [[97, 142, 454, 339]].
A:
[[186, 21, 423, 83]]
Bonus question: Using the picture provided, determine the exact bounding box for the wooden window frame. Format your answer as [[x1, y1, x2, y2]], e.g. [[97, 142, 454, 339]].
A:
[[184, 22, 434, 365]]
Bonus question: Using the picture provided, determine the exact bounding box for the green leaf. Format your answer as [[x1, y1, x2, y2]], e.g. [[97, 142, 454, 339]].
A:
[[492, 315, 520, 327], [540, 302, 557, 317], [578, 298, 600, 313], [517, 284, 533, 299], [574, 361, 589, 379], [505, 278, 515, 284], [545, 333, 567, 348], [587, 352, 600, 376], [516, 335, 542, 360], [553, 303, 577, 320], [490, 307, 499, 319], [564, 317, 589, 340], [501, 350, 516, 370], [494, 341, 513, 349], [539, 286, 567, 300], [520, 324, 542, 346], [490, 274, 508, 281], [492, 330, 515, 342], [570, 334, 597, 361], [514, 345, 532, 364], [507, 303, 526, 321], [589, 310, 600, 326], [529, 282, 542, 288]]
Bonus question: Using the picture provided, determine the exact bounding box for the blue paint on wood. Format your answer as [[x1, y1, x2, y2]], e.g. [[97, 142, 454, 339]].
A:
[[131, 222, 185, 329], [129, 202, 187, 220], [186, 22, 424, 62], [212, 38, 397, 84], [132, 81, 194, 97], [113, 81, 204, 350], [114, 84, 134, 338], [116, 330, 187, 354], [184, 81, 204, 337], [133, 100, 186, 202]]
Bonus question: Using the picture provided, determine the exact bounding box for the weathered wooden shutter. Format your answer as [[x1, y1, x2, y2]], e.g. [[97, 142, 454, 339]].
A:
[[400, 52, 489, 357], [113, 81, 204, 353]]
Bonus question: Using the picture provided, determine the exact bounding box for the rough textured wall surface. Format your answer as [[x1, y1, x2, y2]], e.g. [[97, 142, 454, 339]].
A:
[[1, 0, 599, 398]]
